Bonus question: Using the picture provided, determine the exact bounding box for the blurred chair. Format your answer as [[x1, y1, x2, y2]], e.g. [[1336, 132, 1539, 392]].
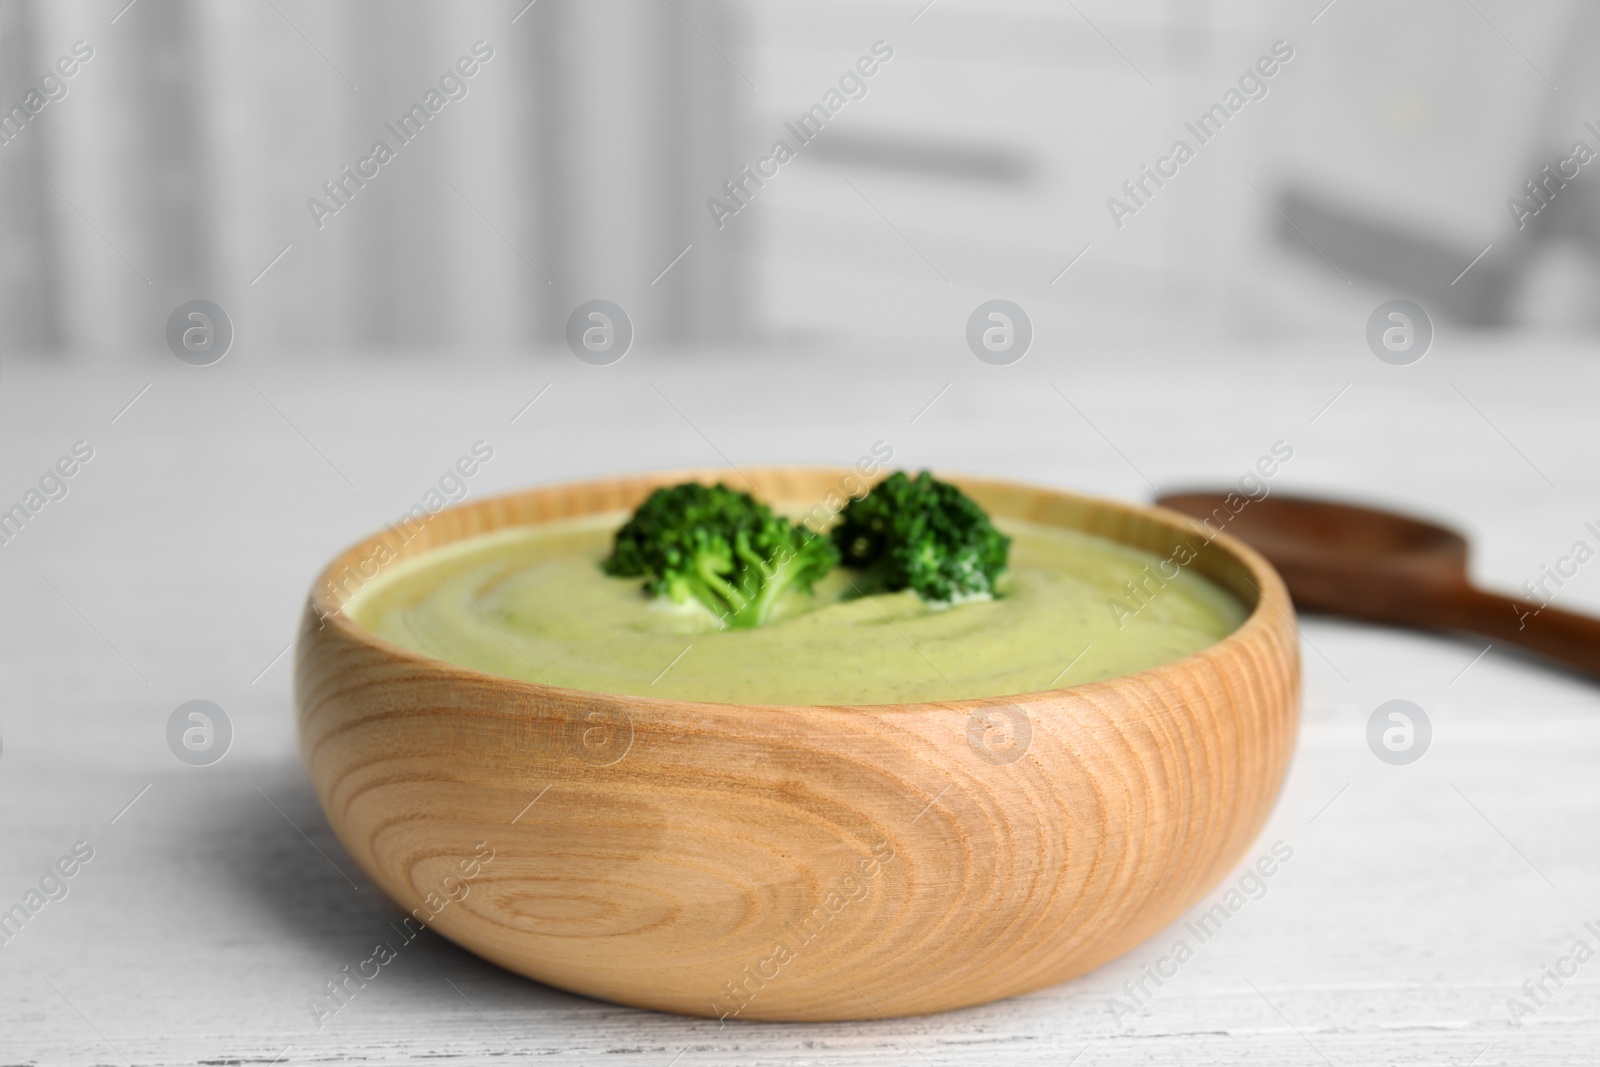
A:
[[1271, 0, 1600, 328]]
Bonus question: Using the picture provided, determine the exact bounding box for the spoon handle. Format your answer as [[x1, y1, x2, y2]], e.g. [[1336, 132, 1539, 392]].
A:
[[1444, 587, 1600, 680]]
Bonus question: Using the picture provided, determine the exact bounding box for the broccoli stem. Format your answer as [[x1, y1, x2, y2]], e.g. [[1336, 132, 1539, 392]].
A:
[[694, 554, 748, 620], [729, 545, 803, 628]]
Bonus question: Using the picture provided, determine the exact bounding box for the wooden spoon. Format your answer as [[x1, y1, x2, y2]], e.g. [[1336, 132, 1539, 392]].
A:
[[1156, 491, 1600, 681]]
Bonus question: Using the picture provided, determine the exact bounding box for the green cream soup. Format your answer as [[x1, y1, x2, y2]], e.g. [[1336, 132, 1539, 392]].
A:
[[346, 514, 1247, 706]]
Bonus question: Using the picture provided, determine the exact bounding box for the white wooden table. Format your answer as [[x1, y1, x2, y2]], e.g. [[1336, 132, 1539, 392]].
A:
[[3, 338, 1597, 1065]]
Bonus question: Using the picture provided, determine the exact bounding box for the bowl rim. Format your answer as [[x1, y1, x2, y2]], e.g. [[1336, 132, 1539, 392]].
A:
[[302, 465, 1294, 716]]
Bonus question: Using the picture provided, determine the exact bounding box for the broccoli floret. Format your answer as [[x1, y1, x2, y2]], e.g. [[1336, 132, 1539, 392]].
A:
[[832, 470, 1010, 603], [602, 482, 840, 629]]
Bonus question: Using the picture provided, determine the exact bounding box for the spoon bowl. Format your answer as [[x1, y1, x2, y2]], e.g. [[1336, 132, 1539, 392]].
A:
[[1157, 491, 1600, 681]]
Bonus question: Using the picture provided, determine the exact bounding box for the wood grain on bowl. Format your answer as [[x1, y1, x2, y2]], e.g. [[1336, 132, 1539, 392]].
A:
[[294, 468, 1300, 1021]]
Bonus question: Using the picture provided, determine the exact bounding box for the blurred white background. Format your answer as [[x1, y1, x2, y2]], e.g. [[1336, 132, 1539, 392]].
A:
[[4, 0, 1597, 356]]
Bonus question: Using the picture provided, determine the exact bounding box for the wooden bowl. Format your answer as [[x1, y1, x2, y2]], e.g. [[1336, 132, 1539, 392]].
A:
[[294, 467, 1300, 1021]]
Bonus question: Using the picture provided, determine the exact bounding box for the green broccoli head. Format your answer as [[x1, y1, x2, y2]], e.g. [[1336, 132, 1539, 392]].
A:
[[602, 482, 840, 629], [832, 470, 1011, 603]]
